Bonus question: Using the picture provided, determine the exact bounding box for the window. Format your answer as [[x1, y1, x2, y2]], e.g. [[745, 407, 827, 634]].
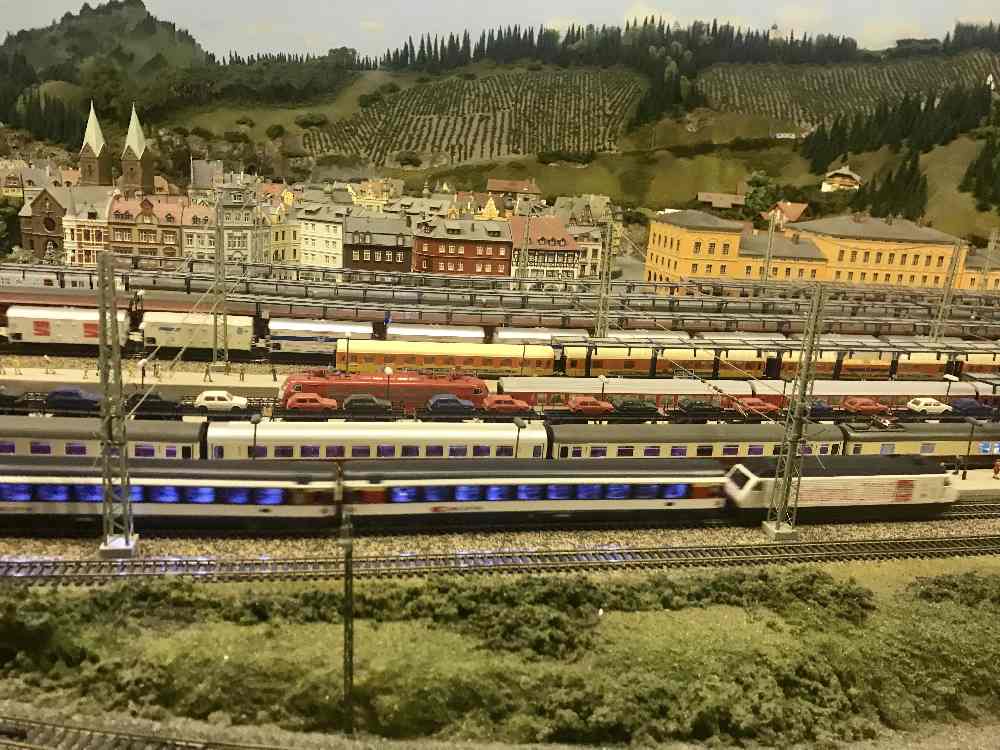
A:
[[274, 446, 294, 458], [937, 256, 944, 267], [670, 446, 688, 457], [748, 444, 765, 456], [722, 445, 739, 457], [810, 269, 817, 279], [798, 269, 804, 279], [691, 264, 699, 273], [745, 266, 752, 277], [920, 442, 935, 455], [301, 446, 320, 458], [708, 242, 716, 255], [378, 445, 396, 458], [897, 274, 903, 283], [888, 253, 894, 264], [837, 250, 845, 261], [30, 442, 51, 455], [396, 252, 404, 263], [879, 443, 896, 455], [496, 445, 514, 457], [352, 250, 360, 261], [860, 272, 867, 281], [363, 250, 371, 261], [696, 445, 714, 457], [475, 263, 483, 272], [694, 241, 702, 254], [847, 272, 854, 281], [590, 446, 608, 458], [533, 446, 543, 459], [901, 254, 907, 265], [850, 251, 857, 262], [722, 243, 730, 255], [426, 445, 444, 457], [909, 275, 915, 283], [248, 445, 267, 458], [720, 265, 727, 274], [922, 275, 928, 285], [934, 276, 940, 285], [924, 255, 932, 267], [325, 445, 345, 458], [785, 267, 791, 278], [213, 446, 225, 459], [643, 446, 661, 457], [65, 442, 87, 456], [485, 264, 491, 272], [374, 251, 382, 262], [706, 265, 713, 274], [448, 445, 468, 457], [351, 446, 372, 458], [863, 251, 870, 263], [134, 444, 156, 458], [912, 255, 919, 266], [473, 445, 491, 457]]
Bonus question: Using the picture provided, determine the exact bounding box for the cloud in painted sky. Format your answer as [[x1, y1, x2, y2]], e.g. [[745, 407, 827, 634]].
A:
[[359, 19, 385, 34]]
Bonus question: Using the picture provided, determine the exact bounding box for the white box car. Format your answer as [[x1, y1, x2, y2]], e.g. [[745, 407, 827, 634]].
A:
[[906, 397, 952, 415], [195, 390, 249, 412], [140, 312, 254, 352], [267, 319, 372, 354], [3, 306, 127, 346]]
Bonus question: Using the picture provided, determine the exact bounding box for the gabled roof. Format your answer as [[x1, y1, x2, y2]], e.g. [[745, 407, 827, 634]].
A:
[[787, 215, 959, 245], [509, 215, 580, 252], [81, 101, 106, 158], [824, 166, 862, 182], [486, 177, 541, 195], [413, 218, 512, 241], [765, 201, 809, 223], [122, 104, 147, 160], [738, 230, 825, 261]]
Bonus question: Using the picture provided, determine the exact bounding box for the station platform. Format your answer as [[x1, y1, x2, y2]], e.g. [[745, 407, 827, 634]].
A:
[[0, 365, 286, 400], [954, 469, 1000, 501]]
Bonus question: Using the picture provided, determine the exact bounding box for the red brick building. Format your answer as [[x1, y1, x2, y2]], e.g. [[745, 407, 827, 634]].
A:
[[412, 218, 513, 276]]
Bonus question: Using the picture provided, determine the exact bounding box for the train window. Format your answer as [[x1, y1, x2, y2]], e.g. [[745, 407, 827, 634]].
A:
[[801, 444, 814, 455], [533, 446, 543, 458], [920, 443, 935, 455], [571, 447, 583, 458], [0, 442, 14, 454], [248, 446, 267, 458], [617, 446, 635, 457], [449, 445, 469, 457], [559, 447, 570, 458], [670, 446, 688, 457], [722, 445, 739, 457], [301, 446, 320, 458], [773, 445, 782, 456], [165, 446, 177, 459], [880, 443, 896, 455], [65, 442, 87, 456], [274, 446, 294, 458], [819, 444, 830, 455], [852, 445, 862, 455], [748, 444, 765, 456], [134, 444, 156, 458], [30, 442, 51, 455], [643, 447, 661, 457], [378, 445, 396, 458], [213, 446, 225, 459], [326, 446, 345, 458], [696, 445, 713, 457], [496, 445, 514, 457], [831, 444, 840, 455], [474, 445, 491, 457], [427, 445, 444, 457], [352, 446, 372, 458], [402, 446, 420, 457], [590, 446, 607, 458]]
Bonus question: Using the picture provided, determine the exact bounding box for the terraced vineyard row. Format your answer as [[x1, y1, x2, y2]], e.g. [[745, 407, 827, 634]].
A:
[[698, 49, 1000, 124], [301, 69, 644, 165]]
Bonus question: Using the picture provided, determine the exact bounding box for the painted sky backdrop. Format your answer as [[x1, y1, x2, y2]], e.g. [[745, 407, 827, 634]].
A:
[[2, 0, 997, 59]]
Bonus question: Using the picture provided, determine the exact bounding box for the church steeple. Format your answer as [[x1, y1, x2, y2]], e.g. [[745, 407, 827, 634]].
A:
[[79, 101, 112, 186], [121, 103, 154, 195]]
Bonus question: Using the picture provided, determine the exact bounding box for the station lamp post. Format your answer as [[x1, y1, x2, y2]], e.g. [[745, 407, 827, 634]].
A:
[[513, 417, 527, 458], [250, 412, 263, 459], [599, 374, 607, 398], [384, 366, 393, 403], [943, 373, 959, 399], [964, 416, 988, 480]]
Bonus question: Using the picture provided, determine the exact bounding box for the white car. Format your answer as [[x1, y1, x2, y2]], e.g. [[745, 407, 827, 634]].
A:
[[195, 390, 249, 412], [907, 397, 952, 415]]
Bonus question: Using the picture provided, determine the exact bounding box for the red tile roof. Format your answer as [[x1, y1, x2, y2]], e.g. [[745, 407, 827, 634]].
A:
[[509, 215, 579, 251]]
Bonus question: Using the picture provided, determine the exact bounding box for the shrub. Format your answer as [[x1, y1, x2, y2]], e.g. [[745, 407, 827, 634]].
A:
[[172, 126, 189, 137], [294, 112, 328, 128], [190, 126, 214, 140], [223, 130, 249, 143], [358, 92, 383, 108], [396, 150, 422, 167], [235, 115, 255, 127], [537, 150, 595, 165], [265, 123, 285, 139], [378, 82, 400, 95]]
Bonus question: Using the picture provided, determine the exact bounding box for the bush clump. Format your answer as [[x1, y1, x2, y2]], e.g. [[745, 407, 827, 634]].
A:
[[358, 91, 383, 108], [396, 150, 422, 167], [909, 572, 1000, 608], [190, 126, 214, 140], [265, 123, 285, 139], [294, 112, 328, 128]]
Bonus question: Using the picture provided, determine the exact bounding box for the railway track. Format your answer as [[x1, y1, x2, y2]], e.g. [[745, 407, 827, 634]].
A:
[[0, 714, 287, 750], [3, 535, 1000, 585]]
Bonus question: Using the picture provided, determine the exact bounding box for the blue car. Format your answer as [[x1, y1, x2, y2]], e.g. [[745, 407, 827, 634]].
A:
[[426, 393, 476, 414], [45, 388, 102, 414], [951, 398, 992, 418], [808, 400, 835, 418]]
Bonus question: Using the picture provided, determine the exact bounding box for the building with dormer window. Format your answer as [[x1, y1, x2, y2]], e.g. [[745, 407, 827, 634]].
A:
[[509, 215, 582, 280], [411, 218, 512, 276], [343, 216, 413, 271]]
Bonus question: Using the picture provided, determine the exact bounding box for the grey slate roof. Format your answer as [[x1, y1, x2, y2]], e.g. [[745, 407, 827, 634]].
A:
[[344, 216, 413, 247], [552, 194, 612, 224], [787, 216, 958, 245], [18, 186, 115, 219], [738, 231, 825, 261], [190, 159, 223, 188], [413, 218, 512, 242], [657, 210, 744, 232]]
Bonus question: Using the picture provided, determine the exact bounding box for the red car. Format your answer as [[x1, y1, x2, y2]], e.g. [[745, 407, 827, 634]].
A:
[[566, 395, 615, 415], [285, 393, 340, 412], [843, 397, 890, 415], [732, 397, 779, 415], [483, 394, 532, 414]]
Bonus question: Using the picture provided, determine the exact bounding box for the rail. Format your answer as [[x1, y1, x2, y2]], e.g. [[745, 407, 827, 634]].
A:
[[4, 535, 1000, 585]]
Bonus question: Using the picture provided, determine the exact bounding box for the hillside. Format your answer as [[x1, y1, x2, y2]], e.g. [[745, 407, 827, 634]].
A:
[[698, 50, 1000, 124], [300, 68, 644, 166], [0, 0, 208, 80]]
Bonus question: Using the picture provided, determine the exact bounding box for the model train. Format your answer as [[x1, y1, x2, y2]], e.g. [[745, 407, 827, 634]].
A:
[[1, 415, 998, 467], [2, 304, 997, 379], [0, 455, 958, 532]]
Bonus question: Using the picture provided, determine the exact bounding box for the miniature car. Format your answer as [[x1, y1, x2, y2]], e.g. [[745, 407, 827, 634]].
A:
[[482, 394, 532, 414], [426, 393, 476, 414], [125, 392, 181, 418], [194, 390, 249, 412], [45, 388, 102, 414], [610, 398, 662, 418], [843, 397, 890, 415], [732, 397, 779, 415], [285, 393, 339, 412], [906, 397, 952, 415], [342, 393, 392, 414], [566, 395, 615, 415], [950, 398, 992, 417]]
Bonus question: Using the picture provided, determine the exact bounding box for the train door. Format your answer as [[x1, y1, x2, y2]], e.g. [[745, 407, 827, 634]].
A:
[[764, 355, 782, 379]]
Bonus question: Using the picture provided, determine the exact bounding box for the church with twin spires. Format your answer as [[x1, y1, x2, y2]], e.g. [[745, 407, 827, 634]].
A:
[[78, 101, 155, 196]]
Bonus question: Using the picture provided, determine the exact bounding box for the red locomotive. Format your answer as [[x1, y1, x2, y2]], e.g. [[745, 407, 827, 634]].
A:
[[281, 370, 489, 413]]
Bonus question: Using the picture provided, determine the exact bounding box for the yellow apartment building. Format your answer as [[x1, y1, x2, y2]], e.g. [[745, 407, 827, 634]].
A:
[[646, 210, 978, 291]]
